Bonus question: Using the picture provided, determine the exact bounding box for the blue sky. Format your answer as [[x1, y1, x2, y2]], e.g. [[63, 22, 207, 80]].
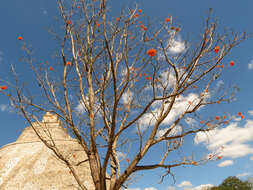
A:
[[1, 0, 253, 190]]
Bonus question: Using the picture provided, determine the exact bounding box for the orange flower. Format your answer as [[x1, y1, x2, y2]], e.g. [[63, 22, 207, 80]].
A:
[[138, 9, 142, 13], [214, 46, 220, 53], [188, 101, 192, 105], [216, 65, 220, 68], [223, 115, 226, 119], [182, 66, 187, 70], [147, 48, 157, 57], [230, 61, 235, 67], [66, 61, 71, 66], [224, 120, 229, 124], [192, 161, 198, 166], [116, 17, 120, 22], [49, 66, 53, 71], [241, 115, 245, 119], [205, 88, 209, 93], [90, 113, 94, 118], [143, 26, 147, 31], [220, 64, 224, 68], [217, 156, 222, 160], [138, 21, 142, 23], [126, 158, 130, 163], [205, 39, 209, 43], [66, 20, 71, 25], [46, 60, 49, 64], [206, 123, 211, 127], [77, 5, 81, 9], [216, 100, 220, 104], [200, 120, 205, 124], [215, 116, 220, 120], [139, 73, 142, 78], [0, 85, 7, 90], [134, 13, 139, 18], [96, 22, 100, 27], [17, 36, 23, 40], [165, 18, 170, 23], [238, 112, 242, 116], [143, 73, 146, 77], [175, 27, 180, 32]]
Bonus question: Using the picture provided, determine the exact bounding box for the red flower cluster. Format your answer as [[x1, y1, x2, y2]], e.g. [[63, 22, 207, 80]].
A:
[[147, 48, 157, 57], [17, 36, 23, 40], [214, 46, 220, 53], [238, 112, 244, 119], [0, 85, 7, 90], [230, 61, 235, 67], [165, 18, 170, 23]]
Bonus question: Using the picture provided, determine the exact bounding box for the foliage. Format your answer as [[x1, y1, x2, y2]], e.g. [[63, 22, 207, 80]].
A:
[[209, 176, 252, 190]]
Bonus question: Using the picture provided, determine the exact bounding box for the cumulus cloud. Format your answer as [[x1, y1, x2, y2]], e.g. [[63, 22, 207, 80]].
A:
[[236, 172, 251, 177], [248, 59, 253, 70], [167, 186, 176, 190], [121, 89, 133, 105], [194, 120, 253, 158], [75, 95, 101, 117], [168, 36, 187, 55], [248, 110, 253, 116], [218, 160, 233, 167], [0, 104, 14, 113], [192, 184, 214, 190], [156, 125, 182, 138], [144, 187, 157, 190], [185, 117, 197, 126], [178, 181, 193, 188], [116, 151, 126, 159], [138, 92, 203, 132]]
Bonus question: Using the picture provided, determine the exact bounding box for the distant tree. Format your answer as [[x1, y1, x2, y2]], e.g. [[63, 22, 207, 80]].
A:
[[209, 176, 252, 190], [0, 0, 248, 190]]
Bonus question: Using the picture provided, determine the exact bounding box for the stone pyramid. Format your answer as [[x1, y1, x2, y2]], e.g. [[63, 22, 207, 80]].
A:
[[0, 112, 102, 190]]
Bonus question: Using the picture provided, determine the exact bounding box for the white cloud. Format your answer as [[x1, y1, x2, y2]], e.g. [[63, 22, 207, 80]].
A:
[[138, 92, 202, 132], [248, 59, 253, 70], [0, 104, 14, 113], [178, 181, 193, 188], [216, 80, 224, 88], [75, 95, 101, 117], [192, 184, 214, 190], [121, 89, 133, 105], [194, 120, 253, 158], [125, 188, 141, 190], [116, 151, 126, 159], [185, 117, 197, 126], [156, 125, 182, 138], [248, 110, 253, 116], [236, 172, 251, 177], [218, 160, 233, 167], [167, 186, 176, 190], [144, 187, 157, 190], [168, 36, 187, 55]]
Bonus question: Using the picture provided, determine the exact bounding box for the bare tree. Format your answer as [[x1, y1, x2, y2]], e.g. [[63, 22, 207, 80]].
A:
[[0, 0, 248, 189]]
